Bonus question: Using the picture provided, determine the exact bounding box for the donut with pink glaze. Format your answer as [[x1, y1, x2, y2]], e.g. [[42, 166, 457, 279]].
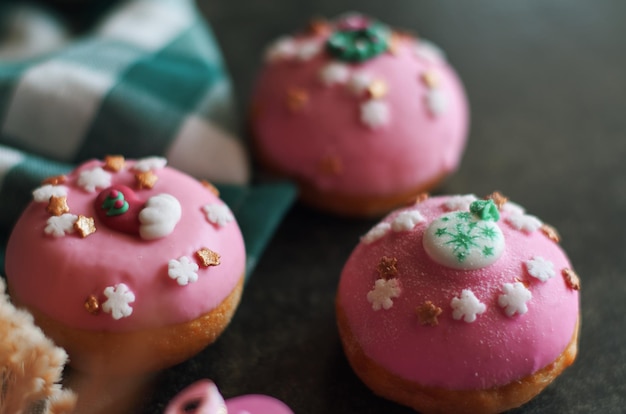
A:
[[251, 13, 469, 216], [336, 193, 580, 413], [5, 156, 246, 375], [165, 380, 293, 414]]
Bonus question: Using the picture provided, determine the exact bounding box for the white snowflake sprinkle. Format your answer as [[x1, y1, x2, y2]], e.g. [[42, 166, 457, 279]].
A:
[[348, 72, 373, 95], [506, 212, 542, 233], [203, 203, 234, 227], [391, 210, 425, 232], [414, 39, 447, 63], [451, 289, 486, 323], [44, 214, 77, 237], [102, 283, 135, 320], [367, 278, 401, 311], [32, 185, 68, 202], [502, 201, 525, 215], [361, 222, 391, 244], [525, 256, 555, 282], [498, 282, 532, 317], [133, 156, 167, 172], [77, 167, 111, 192], [168, 256, 199, 286], [296, 40, 322, 61], [264, 36, 297, 62], [443, 194, 477, 211], [361, 100, 390, 129], [426, 89, 448, 116], [319, 62, 351, 86]]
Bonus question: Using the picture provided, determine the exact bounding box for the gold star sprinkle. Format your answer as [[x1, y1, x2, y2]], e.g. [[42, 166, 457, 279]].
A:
[[421, 71, 440, 88], [562, 268, 580, 291], [46, 196, 69, 216], [201, 180, 220, 196], [367, 80, 388, 99], [541, 224, 561, 244], [514, 277, 531, 288], [396, 30, 417, 41], [485, 191, 508, 210], [318, 155, 343, 176], [84, 295, 100, 315], [416, 301, 442, 326], [104, 155, 125, 172], [74, 215, 96, 238], [135, 171, 158, 189], [42, 175, 67, 185], [387, 32, 401, 55], [406, 192, 430, 206], [196, 248, 221, 267], [377, 256, 398, 279], [286, 87, 309, 112], [307, 17, 331, 36]]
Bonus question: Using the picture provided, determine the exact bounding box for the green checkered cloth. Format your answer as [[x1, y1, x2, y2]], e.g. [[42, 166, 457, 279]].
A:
[[0, 0, 296, 277]]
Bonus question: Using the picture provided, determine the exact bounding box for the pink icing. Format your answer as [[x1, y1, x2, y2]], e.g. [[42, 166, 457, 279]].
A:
[[337, 195, 579, 390], [165, 380, 293, 414], [251, 21, 469, 197], [5, 159, 245, 332]]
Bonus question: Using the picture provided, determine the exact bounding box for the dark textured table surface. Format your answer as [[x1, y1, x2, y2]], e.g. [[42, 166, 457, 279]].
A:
[[145, 1, 626, 412]]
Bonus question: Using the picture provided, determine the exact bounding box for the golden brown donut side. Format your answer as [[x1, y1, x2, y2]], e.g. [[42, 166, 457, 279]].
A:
[[11, 275, 244, 376]]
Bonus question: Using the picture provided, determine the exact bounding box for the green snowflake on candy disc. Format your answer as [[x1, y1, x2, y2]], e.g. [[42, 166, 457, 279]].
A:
[[423, 202, 505, 270]]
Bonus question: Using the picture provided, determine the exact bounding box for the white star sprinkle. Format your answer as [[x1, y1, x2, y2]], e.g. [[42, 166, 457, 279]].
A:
[[264, 36, 297, 62], [77, 167, 111, 192], [426, 89, 448, 116], [319, 62, 351, 86], [525, 256, 555, 282], [367, 278, 401, 311], [348, 72, 373, 95], [203, 203, 234, 227], [133, 156, 167, 172], [502, 201, 525, 215], [44, 214, 77, 237], [296, 40, 322, 61], [391, 210, 426, 232], [505, 212, 542, 233], [361, 222, 391, 244], [168, 256, 199, 286], [443, 194, 477, 212], [414, 39, 446, 63], [498, 282, 532, 317], [451, 289, 486, 323], [102, 283, 135, 320], [32, 184, 68, 202], [360, 100, 390, 129]]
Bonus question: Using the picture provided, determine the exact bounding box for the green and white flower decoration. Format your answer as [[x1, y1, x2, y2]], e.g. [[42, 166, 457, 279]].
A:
[[423, 200, 505, 270]]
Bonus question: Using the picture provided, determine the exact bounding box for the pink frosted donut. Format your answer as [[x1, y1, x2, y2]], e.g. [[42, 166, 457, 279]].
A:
[[165, 380, 293, 414], [251, 14, 469, 216], [5, 156, 246, 375], [336, 193, 580, 413]]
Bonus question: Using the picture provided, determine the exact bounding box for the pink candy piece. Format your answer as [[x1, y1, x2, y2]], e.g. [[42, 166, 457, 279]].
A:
[[165, 380, 293, 414]]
